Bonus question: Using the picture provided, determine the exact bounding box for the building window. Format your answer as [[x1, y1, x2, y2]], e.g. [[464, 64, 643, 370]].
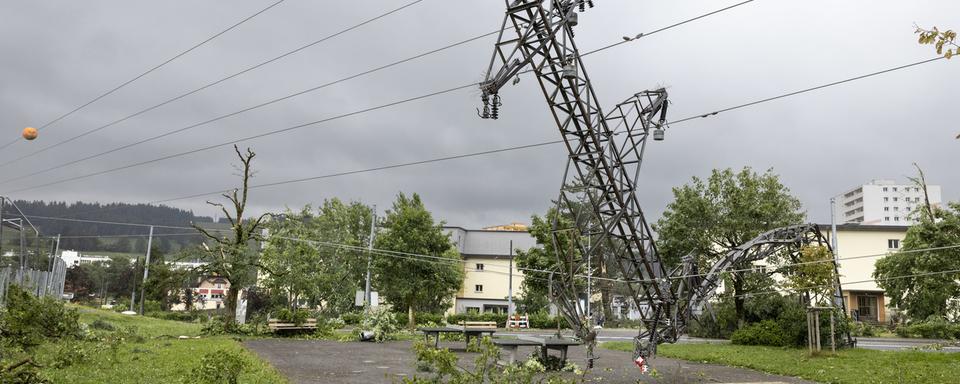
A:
[[893, 197, 898, 202], [892, 187, 898, 192], [474, 284, 483, 293], [894, 217, 900, 222], [882, 187, 888, 192], [888, 239, 900, 249], [884, 197, 889, 202], [857, 296, 877, 321], [475, 263, 484, 271], [884, 207, 889, 211], [894, 207, 899, 211], [884, 217, 890, 222], [466, 306, 480, 314]]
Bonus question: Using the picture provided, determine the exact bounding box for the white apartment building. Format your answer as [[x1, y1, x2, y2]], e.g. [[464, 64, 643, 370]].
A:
[[444, 224, 536, 315], [833, 179, 941, 225]]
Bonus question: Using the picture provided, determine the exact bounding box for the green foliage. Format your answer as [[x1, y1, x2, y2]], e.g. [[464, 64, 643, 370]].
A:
[[894, 317, 960, 339], [405, 338, 581, 384], [361, 306, 401, 342], [394, 312, 444, 326], [446, 313, 508, 327], [849, 321, 882, 337], [0, 359, 48, 384], [90, 319, 116, 331], [654, 167, 804, 322], [917, 25, 958, 59], [275, 308, 309, 326], [731, 320, 791, 346], [875, 201, 960, 320], [186, 349, 248, 384], [339, 312, 362, 325], [779, 245, 838, 304], [373, 192, 464, 327], [0, 285, 82, 350], [199, 316, 262, 336]]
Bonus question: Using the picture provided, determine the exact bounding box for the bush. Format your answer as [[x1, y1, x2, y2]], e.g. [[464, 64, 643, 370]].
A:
[[895, 317, 960, 339], [527, 312, 565, 329], [446, 313, 508, 327], [275, 308, 309, 326], [187, 349, 247, 384], [851, 321, 881, 337], [340, 312, 362, 325], [361, 306, 401, 342], [394, 312, 445, 326], [731, 320, 790, 346], [0, 285, 82, 349]]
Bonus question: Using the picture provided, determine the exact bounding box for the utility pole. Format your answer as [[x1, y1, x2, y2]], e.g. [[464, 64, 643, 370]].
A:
[[0, 198, 5, 265], [130, 255, 140, 312], [508, 240, 514, 318], [364, 205, 377, 307], [586, 235, 592, 324], [829, 198, 842, 308], [139, 226, 154, 315]]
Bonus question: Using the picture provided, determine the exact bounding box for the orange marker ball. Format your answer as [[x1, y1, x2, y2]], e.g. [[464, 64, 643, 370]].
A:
[[22, 127, 38, 140]]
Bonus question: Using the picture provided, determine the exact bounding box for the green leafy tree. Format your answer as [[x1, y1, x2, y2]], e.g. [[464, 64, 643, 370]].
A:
[[874, 168, 960, 320], [194, 146, 269, 322], [654, 167, 804, 323], [373, 193, 463, 328], [260, 199, 374, 315], [779, 245, 838, 305]]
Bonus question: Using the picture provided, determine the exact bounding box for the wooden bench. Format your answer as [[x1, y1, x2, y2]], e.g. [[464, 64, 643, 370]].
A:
[[492, 336, 580, 365], [267, 318, 318, 333]]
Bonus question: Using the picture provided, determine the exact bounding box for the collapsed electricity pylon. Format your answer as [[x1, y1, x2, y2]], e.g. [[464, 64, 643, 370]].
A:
[[476, 0, 851, 369], [477, 0, 672, 366]]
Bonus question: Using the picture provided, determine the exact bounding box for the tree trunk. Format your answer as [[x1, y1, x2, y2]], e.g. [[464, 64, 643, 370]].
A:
[[408, 304, 416, 330], [733, 273, 745, 327], [226, 287, 239, 322]]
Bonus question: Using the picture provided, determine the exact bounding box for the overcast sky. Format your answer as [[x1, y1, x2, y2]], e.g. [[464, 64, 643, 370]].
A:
[[0, 0, 957, 230]]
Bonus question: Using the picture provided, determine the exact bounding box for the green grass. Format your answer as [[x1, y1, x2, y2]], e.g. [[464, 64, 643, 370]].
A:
[[602, 341, 960, 384], [27, 307, 288, 384]]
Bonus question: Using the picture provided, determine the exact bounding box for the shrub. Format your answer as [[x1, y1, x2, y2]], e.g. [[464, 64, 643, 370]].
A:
[[527, 312, 565, 329], [361, 306, 401, 342], [339, 312, 362, 325], [731, 320, 790, 347], [275, 308, 309, 326], [187, 349, 247, 384], [395, 312, 444, 326], [0, 285, 81, 349], [446, 313, 508, 327], [850, 321, 881, 337], [895, 317, 960, 339]]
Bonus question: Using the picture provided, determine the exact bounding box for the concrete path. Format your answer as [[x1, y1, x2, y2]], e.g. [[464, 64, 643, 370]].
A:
[[514, 328, 960, 352], [245, 339, 814, 384]]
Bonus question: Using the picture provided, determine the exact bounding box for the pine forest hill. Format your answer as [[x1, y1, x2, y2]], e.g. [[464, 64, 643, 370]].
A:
[[1, 200, 225, 255]]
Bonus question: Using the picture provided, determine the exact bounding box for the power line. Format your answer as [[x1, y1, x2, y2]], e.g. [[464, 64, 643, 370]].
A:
[[0, 0, 287, 152], [0, 29, 501, 186], [0, 0, 756, 185], [5, 54, 943, 197], [0, 0, 426, 169], [1, 83, 476, 195]]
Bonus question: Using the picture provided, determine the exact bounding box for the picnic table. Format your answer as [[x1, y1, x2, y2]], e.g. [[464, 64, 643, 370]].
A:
[[492, 336, 581, 365], [418, 321, 497, 348]]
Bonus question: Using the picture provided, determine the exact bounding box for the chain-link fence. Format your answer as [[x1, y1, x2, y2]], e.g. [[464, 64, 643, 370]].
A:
[[0, 258, 66, 306]]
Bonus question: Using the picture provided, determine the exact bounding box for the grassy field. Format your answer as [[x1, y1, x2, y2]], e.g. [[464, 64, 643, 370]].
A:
[[26, 307, 288, 384], [603, 341, 960, 384]]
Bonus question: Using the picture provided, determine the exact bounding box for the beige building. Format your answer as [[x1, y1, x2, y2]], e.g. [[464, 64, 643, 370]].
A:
[[445, 224, 536, 314], [821, 224, 909, 324], [170, 276, 231, 311]]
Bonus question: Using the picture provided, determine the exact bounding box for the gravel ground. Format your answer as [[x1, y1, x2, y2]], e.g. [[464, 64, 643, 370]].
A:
[[245, 338, 815, 384]]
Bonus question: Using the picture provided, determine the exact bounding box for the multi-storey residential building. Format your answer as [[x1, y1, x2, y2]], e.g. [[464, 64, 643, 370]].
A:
[[821, 223, 910, 324], [444, 224, 536, 315], [833, 179, 941, 225]]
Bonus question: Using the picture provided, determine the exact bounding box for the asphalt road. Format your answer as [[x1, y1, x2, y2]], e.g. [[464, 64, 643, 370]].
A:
[[514, 328, 960, 352]]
